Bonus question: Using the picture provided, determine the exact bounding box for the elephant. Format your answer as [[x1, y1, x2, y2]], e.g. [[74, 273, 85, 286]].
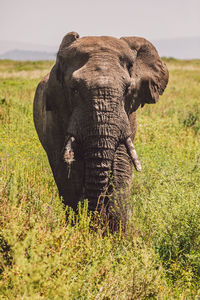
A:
[[33, 32, 168, 229]]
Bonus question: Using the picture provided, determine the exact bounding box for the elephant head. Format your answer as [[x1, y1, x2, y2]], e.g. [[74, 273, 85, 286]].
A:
[[33, 32, 168, 228]]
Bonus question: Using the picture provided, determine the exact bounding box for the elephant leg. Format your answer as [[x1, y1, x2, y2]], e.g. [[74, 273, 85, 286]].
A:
[[47, 151, 84, 210]]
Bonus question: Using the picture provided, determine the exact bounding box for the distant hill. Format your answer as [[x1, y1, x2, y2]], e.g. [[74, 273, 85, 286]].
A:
[[0, 40, 57, 61], [0, 40, 57, 54], [0, 49, 56, 61], [0, 37, 199, 60]]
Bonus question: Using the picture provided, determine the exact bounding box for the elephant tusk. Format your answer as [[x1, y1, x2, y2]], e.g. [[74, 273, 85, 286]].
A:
[[64, 136, 75, 164], [125, 137, 142, 172]]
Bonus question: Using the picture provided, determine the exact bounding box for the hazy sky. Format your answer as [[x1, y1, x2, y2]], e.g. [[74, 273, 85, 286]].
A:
[[1, 0, 200, 46]]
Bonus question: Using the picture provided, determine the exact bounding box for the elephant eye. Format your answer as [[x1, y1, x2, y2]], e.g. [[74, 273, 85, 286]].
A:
[[124, 83, 131, 97], [70, 87, 81, 107], [127, 62, 132, 76], [71, 88, 79, 96], [124, 85, 129, 96], [119, 56, 133, 73]]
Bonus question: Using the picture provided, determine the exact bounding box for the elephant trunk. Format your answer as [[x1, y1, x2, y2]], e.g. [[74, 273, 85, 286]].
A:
[[80, 89, 130, 211], [64, 88, 141, 212], [83, 134, 117, 211]]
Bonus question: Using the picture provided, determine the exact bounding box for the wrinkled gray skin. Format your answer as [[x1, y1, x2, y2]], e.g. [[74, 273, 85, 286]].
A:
[[33, 32, 168, 229]]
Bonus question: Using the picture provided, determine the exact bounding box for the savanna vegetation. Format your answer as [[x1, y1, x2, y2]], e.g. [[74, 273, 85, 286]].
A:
[[0, 58, 200, 299]]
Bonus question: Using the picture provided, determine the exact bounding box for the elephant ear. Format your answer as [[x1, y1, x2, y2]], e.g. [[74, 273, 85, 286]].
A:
[[58, 31, 80, 52], [36, 32, 84, 207], [46, 32, 80, 111], [121, 37, 169, 106], [56, 31, 80, 84]]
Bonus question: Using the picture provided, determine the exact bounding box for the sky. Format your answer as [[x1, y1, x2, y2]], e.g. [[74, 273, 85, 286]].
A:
[[0, 0, 200, 47]]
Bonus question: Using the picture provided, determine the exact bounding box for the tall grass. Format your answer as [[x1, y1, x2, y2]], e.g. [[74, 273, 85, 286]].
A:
[[0, 59, 200, 299]]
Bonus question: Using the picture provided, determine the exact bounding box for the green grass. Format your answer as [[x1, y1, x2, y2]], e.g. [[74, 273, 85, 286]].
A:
[[0, 59, 200, 299], [0, 60, 54, 72]]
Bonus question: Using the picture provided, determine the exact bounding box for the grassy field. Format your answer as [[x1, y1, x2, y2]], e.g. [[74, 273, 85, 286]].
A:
[[0, 58, 200, 299]]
